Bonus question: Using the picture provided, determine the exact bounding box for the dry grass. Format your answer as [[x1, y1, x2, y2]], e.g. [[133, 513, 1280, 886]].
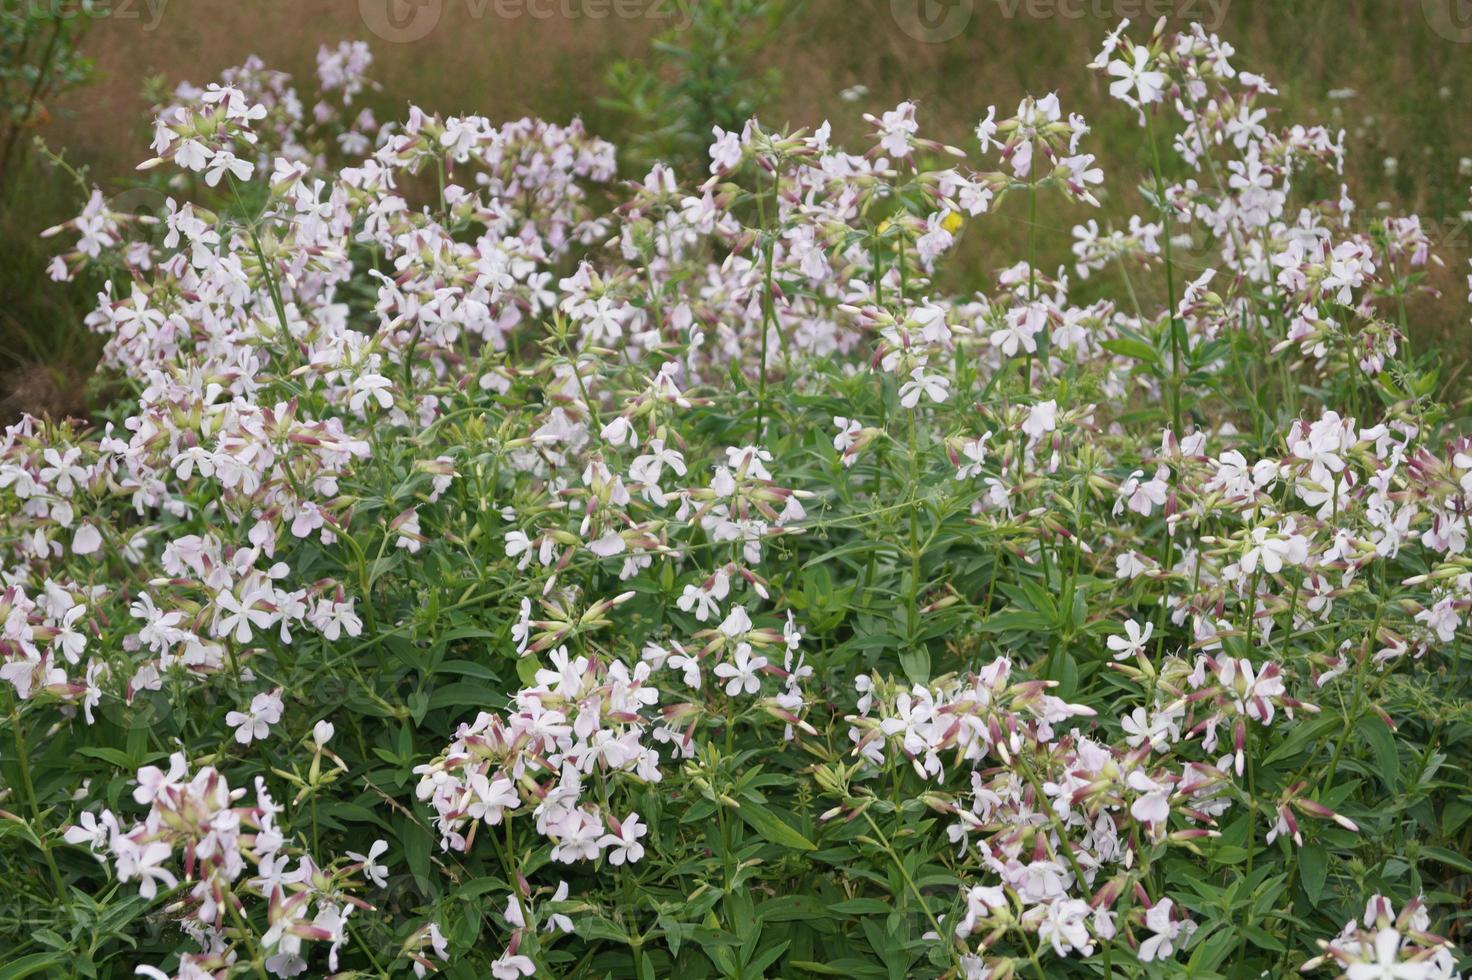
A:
[[46, 0, 654, 164]]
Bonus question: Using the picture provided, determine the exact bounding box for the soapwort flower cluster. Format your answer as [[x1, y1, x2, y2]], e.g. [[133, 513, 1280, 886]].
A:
[[1, 21, 1467, 980]]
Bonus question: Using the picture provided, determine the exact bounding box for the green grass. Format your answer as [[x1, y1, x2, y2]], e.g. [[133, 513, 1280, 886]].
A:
[[0, 158, 102, 420]]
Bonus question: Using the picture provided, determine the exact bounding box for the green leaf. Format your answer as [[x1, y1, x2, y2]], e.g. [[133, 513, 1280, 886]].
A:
[[658, 914, 691, 958], [426, 681, 495, 712], [1357, 715, 1400, 793], [1299, 842, 1328, 904], [1102, 336, 1160, 364], [747, 940, 791, 976], [1420, 845, 1472, 875], [0, 954, 69, 980], [828, 898, 891, 915], [407, 689, 430, 724], [74, 746, 135, 770], [738, 801, 816, 851], [898, 645, 930, 684], [757, 895, 833, 923], [1186, 925, 1237, 972], [515, 654, 543, 687], [435, 659, 499, 680], [1441, 801, 1472, 837], [1242, 924, 1286, 952], [974, 611, 1050, 633], [401, 815, 433, 891]]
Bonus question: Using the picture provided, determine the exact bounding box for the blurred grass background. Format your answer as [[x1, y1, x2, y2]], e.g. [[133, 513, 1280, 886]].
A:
[[3, 0, 1469, 418]]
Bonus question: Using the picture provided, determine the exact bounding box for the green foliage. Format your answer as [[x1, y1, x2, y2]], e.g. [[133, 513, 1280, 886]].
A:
[[600, 0, 803, 174], [0, 0, 100, 191]]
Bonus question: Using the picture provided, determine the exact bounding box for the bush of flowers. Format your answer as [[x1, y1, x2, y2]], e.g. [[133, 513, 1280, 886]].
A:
[[4, 19, 1472, 979]]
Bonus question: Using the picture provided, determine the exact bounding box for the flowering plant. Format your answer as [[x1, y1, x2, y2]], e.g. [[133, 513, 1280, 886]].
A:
[[3, 23, 1470, 980]]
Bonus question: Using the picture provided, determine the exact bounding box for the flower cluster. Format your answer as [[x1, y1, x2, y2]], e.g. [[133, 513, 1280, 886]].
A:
[[64, 730, 393, 977], [2, 20, 1467, 980]]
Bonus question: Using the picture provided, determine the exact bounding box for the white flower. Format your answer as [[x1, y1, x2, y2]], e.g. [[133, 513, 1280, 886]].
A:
[[312, 598, 363, 641], [991, 303, 1046, 357], [225, 688, 284, 745], [1115, 551, 1149, 579], [601, 415, 636, 446], [870, 101, 918, 157], [491, 951, 535, 979], [898, 367, 950, 408], [214, 587, 275, 644], [173, 138, 210, 171], [505, 530, 534, 570], [954, 433, 992, 480], [467, 774, 521, 826], [132, 753, 186, 805], [113, 837, 177, 899], [72, 524, 103, 555], [1034, 897, 1094, 957], [666, 645, 702, 689], [413, 923, 450, 978], [1344, 928, 1432, 980], [709, 125, 742, 174], [544, 881, 575, 934], [511, 597, 534, 654], [1108, 45, 1167, 106], [597, 812, 647, 866], [1022, 400, 1058, 441], [1127, 770, 1171, 826], [718, 605, 752, 638], [975, 105, 998, 149], [833, 416, 862, 452], [64, 809, 115, 854], [53, 604, 88, 663], [1106, 618, 1154, 660], [1115, 466, 1169, 517], [204, 148, 253, 186], [1138, 898, 1192, 962], [345, 839, 390, 888], [349, 373, 395, 412], [714, 644, 767, 696]]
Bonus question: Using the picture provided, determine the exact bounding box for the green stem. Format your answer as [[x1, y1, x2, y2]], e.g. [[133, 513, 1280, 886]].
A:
[[8, 702, 67, 902], [755, 158, 780, 445], [1025, 161, 1039, 392], [1144, 111, 1183, 435], [860, 811, 958, 970]]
